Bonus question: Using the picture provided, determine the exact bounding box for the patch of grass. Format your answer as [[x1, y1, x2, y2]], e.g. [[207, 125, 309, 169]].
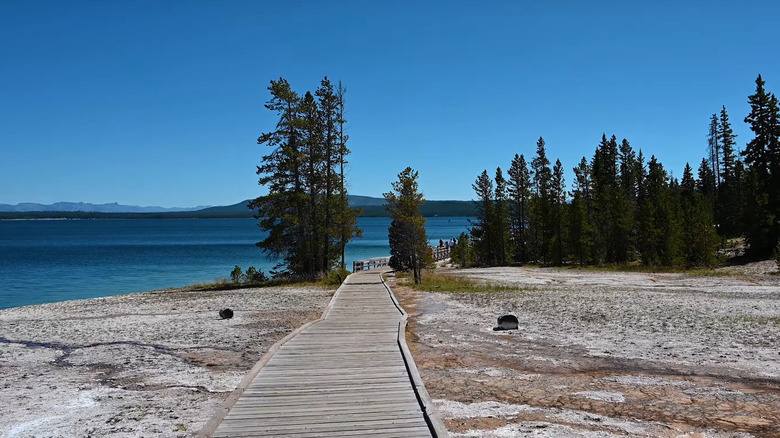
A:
[[735, 316, 780, 325], [187, 275, 341, 292], [323, 267, 351, 287], [564, 264, 734, 276], [406, 270, 523, 293]]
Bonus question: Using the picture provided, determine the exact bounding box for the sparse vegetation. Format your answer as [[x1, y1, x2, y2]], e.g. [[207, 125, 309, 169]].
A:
[[774, 244, 780, 273], [230, 265, 245, 283], [564, 264, 735, 276], [324, 267, 351, 286], [245, 266, 268, 283], [188, 264, 344, 291], [402, 270, 524, 293]]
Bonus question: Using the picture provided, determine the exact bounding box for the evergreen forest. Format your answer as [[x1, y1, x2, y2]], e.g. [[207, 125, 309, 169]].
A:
[[460, 75, 780, 268]]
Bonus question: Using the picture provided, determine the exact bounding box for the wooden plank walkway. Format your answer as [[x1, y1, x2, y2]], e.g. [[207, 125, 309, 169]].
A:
[[199, 269, 447, 438]]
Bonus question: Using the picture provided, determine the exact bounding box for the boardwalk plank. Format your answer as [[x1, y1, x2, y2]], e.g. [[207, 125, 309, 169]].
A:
[[202, 270, 445, 438]]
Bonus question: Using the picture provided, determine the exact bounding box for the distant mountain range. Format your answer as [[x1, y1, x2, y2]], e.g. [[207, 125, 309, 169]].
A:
[[0, 196, 476, 219], [0, 202, 209, 213]]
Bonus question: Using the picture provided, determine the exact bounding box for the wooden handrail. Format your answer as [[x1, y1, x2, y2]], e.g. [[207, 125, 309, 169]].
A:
[[352, 246, 451, 272]]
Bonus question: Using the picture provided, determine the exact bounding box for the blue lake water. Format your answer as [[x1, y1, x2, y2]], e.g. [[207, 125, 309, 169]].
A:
[[0, 217, 470, 310]]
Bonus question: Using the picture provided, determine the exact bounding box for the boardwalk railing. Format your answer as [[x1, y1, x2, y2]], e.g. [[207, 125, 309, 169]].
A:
[[431, 246, 451, 261], [353, 247, 451, 273], [352, 257, 390, 272]]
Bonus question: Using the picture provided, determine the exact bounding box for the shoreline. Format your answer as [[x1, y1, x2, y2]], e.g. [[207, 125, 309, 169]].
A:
[[0, 284, 333, 437]]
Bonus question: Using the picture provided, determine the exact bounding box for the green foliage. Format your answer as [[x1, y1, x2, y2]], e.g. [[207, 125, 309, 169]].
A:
[[530, 137, 553, 263], [741, 75, 780, 256], [230, 265, 245, 284], [568, 156, 594, 265], [449, 232, 472, 267], [550, 159, 566, 265], [409, 270, 521, 293], [494, 167, 511, 265], [385, 167, 432, 284], [470, 170, 496, 266], [472, 128, 727, 269], [507, 153, 532, 263], [679, 165, 719, 266], [230, 265, 269, 284], [250, 77, 361, 279], [245, 266, 268, 283], [324, 267, 350, 285], [774, 245, 780, 271]]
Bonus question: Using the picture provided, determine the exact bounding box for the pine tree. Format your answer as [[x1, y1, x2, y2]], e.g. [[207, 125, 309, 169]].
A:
[[251, 78, 361, 279], [590, 134, 622, 263], [681, 163, 696, 193], [315, 78, 340, 271], [638, 156, 682, 265], [334, 81, 361, 270], [697, 158, 715, 200], [708, 114, 721, 189], [719, 106, 737, 183], [742, 74, 780, 254], [530, 137, 552, 263], [494, 167, 511, 265], [450, 232, 471, 267], [714, 106, 739, 237], [385, 167, 430, 284], [471, 170, 496, 265], [507, 154, 532, 263], [679, 163, 718, 266], [616, 138, 637, 262], [569, 156, 593, 264], [250, 78, 307, 276], [300, 91, 324, 277], [550, 159, 566, 265]]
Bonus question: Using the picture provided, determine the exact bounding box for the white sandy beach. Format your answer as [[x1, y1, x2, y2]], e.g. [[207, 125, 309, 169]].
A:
[[0, 286, 333, 437]]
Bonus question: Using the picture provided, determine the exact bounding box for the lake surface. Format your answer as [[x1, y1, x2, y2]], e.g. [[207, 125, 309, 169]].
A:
[[0, 217, 470, 310]]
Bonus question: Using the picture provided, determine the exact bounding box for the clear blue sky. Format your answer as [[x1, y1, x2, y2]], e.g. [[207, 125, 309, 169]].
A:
[[2, 1, 778, 207]]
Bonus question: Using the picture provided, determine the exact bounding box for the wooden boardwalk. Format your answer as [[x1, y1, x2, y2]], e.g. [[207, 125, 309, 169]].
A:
[[199, 269, 447, 438]]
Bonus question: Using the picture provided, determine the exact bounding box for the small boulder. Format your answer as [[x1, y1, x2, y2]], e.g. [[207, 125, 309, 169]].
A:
[[219, 308, 234, 320], [493, 314, 518, 331]]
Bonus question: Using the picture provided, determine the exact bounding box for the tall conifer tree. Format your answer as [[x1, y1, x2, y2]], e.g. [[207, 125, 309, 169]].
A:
[[742, 75, 780, 254], [251, 77, 360, 279], [569, 157, 593, 264], [507, 154, 532, 263], [550, 159, 566, 265], [385, 167, 430, 284], [494, 167, 511, 265], [471, 170, 496, 265], [530, 137, 552, 263]]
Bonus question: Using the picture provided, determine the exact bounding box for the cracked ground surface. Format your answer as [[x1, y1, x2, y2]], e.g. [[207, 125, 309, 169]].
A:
[[0, 286, 332, 437], [390, 263, 780, 437]]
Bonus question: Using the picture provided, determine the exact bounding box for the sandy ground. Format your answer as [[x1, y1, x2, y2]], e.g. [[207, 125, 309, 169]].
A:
[[390, 261, 780, 438], [0, 286, 332, 437]]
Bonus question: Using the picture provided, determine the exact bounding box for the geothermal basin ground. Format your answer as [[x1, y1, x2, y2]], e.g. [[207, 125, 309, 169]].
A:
[[390, 261, 780, 438]]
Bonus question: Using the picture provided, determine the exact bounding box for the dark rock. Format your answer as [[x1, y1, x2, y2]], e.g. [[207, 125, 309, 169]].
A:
[[493, 314, 518, 331], [219, 308, 234, 319]]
